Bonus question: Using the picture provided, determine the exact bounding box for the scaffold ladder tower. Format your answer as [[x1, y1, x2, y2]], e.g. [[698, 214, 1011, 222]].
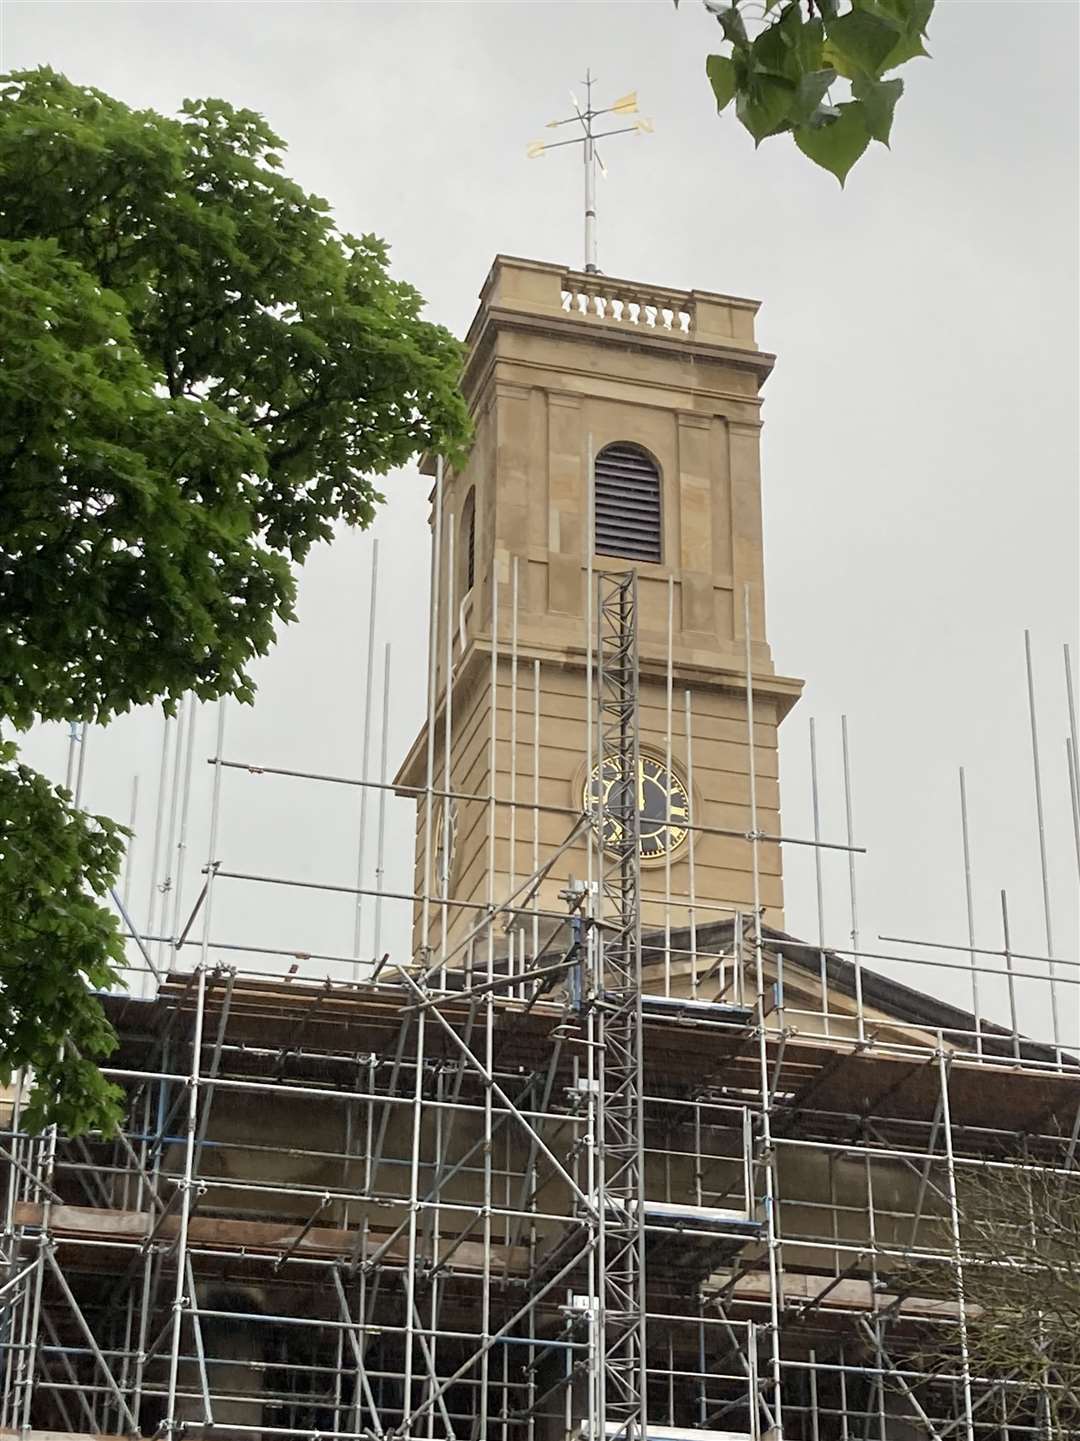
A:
[[594, 570, 648, 1441]]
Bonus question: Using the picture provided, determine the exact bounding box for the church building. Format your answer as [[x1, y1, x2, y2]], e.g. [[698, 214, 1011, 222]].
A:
[[1, 254, 1074, 1441]]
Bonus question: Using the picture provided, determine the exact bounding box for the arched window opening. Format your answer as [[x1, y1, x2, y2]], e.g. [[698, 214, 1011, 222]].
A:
[[460, 487, 476, 594], [594, 443, 662, 563]]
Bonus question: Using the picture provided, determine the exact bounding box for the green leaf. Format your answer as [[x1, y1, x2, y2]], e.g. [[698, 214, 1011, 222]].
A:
[[792, 67, 838, 125], [737, 74, 796, 144], [716, 4, 749, 47], [791, 14, 827, 72], [823, 8, 902, 78], [706, 54, 738, 112], [869, 0, 933, 35], [880, 26, 930, 72], [794, 100, 872, 183], [852, 73, 903, 143], [752, 7, 794, 72]]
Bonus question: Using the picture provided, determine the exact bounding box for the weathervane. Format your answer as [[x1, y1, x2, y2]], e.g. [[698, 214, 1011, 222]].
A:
[[528, 70, 653, 275]]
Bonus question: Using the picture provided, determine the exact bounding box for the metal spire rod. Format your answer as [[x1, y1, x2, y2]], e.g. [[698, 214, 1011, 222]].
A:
[[582, 70, 599, 277], [528, 70, 653, 274]]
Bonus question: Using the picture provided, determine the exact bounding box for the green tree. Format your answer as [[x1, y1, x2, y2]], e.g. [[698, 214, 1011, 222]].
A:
[[685, 0, 934, 183], [0, 67, 470, 1133]]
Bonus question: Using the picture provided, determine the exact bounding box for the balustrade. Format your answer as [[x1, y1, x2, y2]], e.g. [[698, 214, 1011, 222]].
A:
[[560, 275, 693, 334]]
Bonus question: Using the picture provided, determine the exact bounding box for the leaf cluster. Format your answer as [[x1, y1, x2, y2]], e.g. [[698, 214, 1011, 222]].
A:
[[0, 66, 471, 727], [697, 0, 933, 182], [0, 741, 127, 1135], [0, 68, 472, 1134]]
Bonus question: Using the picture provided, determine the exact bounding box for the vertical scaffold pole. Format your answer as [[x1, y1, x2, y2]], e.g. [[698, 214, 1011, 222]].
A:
[[937, 1039, 976, 1441], [744, 583, 784, 1441], [1023, 630, 1061, 1058], [164, 965, 207, 1430], [353, 538, 380, 971], [594, 568, 647, 1441]]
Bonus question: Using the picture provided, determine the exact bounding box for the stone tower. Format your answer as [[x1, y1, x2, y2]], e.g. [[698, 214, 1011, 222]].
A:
[[395, 255, 802, 973]]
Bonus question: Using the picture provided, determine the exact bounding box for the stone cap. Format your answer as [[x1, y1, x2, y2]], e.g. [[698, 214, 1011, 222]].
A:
[[469, 254, 763, 350]]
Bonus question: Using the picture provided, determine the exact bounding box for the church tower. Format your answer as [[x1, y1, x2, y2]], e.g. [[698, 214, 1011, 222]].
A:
[[395, 256, 802, 978]]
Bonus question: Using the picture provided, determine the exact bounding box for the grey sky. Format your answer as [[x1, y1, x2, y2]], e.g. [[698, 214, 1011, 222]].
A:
[[4, 2, 1078, 1042]]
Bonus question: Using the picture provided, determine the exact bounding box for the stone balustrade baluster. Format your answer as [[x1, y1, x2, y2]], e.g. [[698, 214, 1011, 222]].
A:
[[557, 274, 697, 336]]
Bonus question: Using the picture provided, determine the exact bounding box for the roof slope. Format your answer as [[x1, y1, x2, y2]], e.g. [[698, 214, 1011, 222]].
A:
[[644, 916, 1065, 1067]]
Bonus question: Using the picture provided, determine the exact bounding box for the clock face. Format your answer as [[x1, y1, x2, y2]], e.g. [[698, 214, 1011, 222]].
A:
[[583, 755, 691, 860], [432, 798, 459, 896]]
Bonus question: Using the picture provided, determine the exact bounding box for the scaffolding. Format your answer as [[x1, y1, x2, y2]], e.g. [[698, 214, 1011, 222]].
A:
[[2, 467, 1079, 1441]]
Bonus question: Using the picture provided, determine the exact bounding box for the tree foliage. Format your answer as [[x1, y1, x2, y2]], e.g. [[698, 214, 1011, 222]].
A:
[[0, 743, 127, 1136], [0, 67, 471, 1133], [902, 1159, 1080, 1432], [1, 66, 469, 726], [687, 0, 934, 183]]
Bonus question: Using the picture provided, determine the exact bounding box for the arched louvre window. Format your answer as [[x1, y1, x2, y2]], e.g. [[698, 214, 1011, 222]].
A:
[[460, 488, 476, 592], [594, 443, 662, 563]]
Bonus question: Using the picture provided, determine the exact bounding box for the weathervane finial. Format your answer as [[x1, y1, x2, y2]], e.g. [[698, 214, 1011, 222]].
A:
[[528, 71, 653, 274]]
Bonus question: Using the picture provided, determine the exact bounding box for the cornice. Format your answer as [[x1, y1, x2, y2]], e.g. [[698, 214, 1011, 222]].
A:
[[461, 305, 776, 412], [394, 636, 805, 789], [462, 350, 767, 432]]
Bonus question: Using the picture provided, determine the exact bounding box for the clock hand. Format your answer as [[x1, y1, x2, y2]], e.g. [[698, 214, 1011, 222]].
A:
[[638, 759, 646, 815]]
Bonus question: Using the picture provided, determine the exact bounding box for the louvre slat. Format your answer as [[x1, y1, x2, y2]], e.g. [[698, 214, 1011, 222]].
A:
[[597, 531, 658, 543], [597, 500, 659, 515], [595, 443, 662, 562], [598, 533, 659, 547], [599, 527, 657, 538], [598, 506, 658, 522], [597, 483, 659, 499], [597, 499, 661, 519], [598, 458, 656, 473], [594, 475, 651, 492]]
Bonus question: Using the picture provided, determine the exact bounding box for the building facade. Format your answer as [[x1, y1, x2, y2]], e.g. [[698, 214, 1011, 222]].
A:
[[2, 257, 1076, 1441], [396, 257, 801, 962]]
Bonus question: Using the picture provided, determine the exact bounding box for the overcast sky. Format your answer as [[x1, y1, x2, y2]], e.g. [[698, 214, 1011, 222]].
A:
[[5, 1, 1078, 1045]]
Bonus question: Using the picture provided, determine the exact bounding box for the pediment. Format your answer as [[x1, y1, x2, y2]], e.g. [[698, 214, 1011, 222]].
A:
[[639, 919, 979, 1055]]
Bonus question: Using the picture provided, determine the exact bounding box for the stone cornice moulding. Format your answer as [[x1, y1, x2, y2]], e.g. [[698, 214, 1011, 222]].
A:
[[462, 343, 768, 432], [462, 305, 776, 409], [394, 633, 803, 789]]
